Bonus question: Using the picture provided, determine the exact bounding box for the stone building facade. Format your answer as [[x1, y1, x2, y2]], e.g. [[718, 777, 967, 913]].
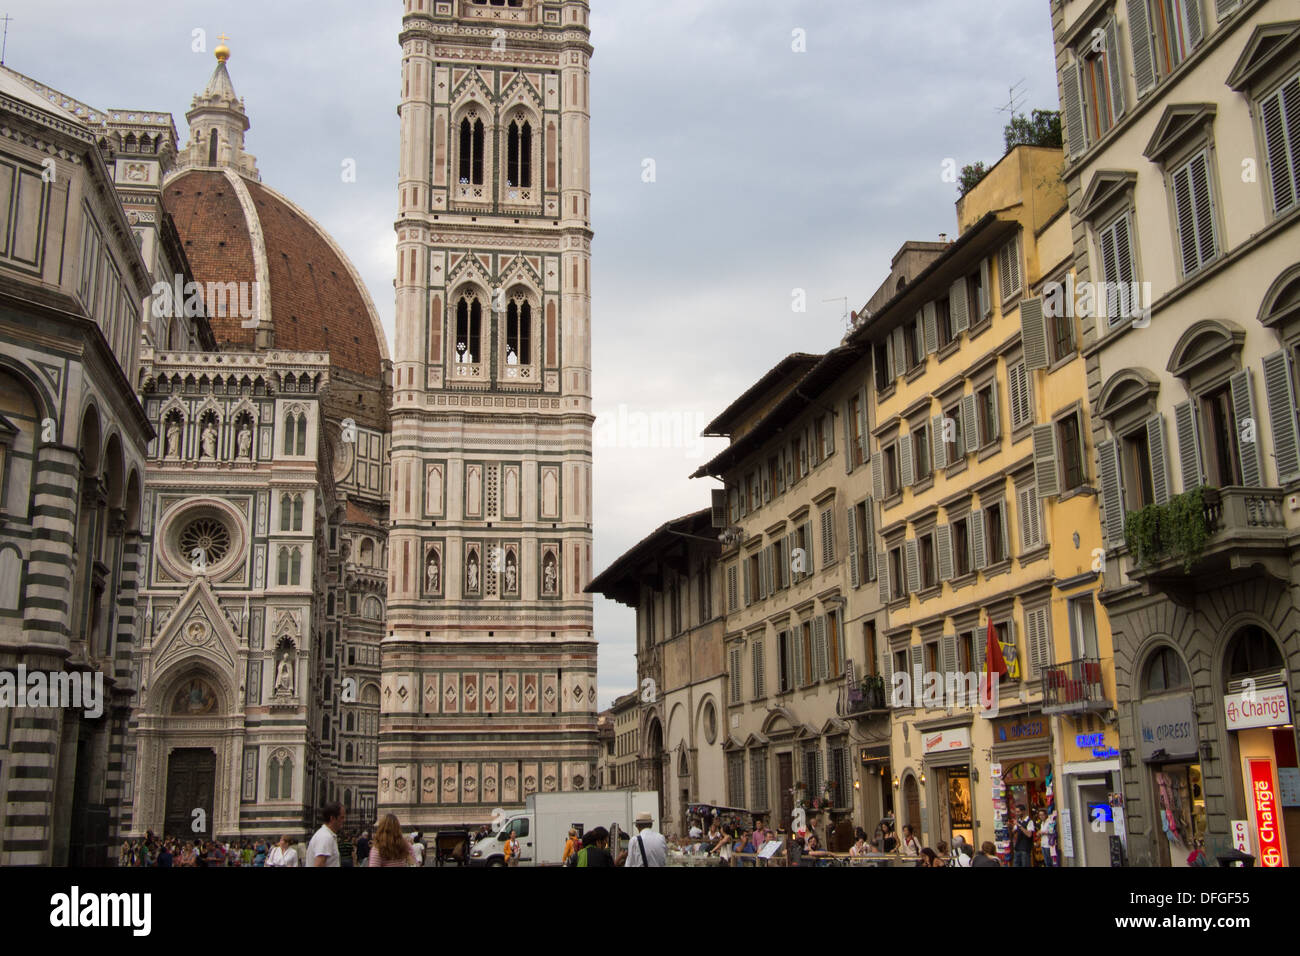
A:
[[383, 0, 598, 827]]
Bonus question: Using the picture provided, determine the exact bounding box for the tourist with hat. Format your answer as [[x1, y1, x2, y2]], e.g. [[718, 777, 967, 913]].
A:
[[624, 811, 667, 867]]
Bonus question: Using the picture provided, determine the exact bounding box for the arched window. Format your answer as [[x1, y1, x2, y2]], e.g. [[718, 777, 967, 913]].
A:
[[506, 298, 532, 364], [1143, 645, 1190, 695], [346, 712, 356, 732], [290, 547, 302, 586], [322, 715, 330, 740], [208, 129, 218, 166], [293, 494, 304, 531], [359, 538, 374, 566], [455, 294, 483, 364], [277, 547, 290, 586], [507, 118, 532, 188], [458, 116, 485, 186], [1224, 625, 1284, 680], [280, 493, 293, 531], [269, 753, 294, 799]]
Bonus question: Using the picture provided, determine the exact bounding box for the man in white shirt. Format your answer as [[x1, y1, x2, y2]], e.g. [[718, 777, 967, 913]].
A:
[[308, 802, 345, 867], [411, 832, 425, 867], [267, 834, 298, 867], [624, 812, 667, 867]]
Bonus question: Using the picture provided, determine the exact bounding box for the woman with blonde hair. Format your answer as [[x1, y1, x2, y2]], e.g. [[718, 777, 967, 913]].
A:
[[368, 814, 416, 867]]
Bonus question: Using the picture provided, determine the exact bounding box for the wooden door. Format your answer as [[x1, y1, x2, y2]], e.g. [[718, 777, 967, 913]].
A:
[[778, 752, 794, 830], [164, 748, 216, 840]]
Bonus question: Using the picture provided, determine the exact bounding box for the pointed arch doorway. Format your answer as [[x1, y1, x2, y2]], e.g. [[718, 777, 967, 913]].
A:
[[165, 748, 216, 840]]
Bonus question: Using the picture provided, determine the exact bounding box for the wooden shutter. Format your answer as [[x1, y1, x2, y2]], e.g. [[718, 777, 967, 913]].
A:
[[843, 405, 854, 475], [892, 327, 906, 374], [1019, 486, 1041, 551], [951, 279, 970, 333], [1184, 0, 1204, 49], [962, 394, 980, 454], [753, 640, 764, 699], [878, 551, 891, 604], [1104, 18, 1126, 119], [863, 499, 876, 581], [910, 645, 924, 703], [923, 303, 938, 354], [942, 632, 958, 678], [1128, 0, 1156, 96], [1261, 79, 1299, 214], [847, 507, 860, 588], [989, 383, 1002, 440], [937, 523, 954, 581], [1146, 414, 1171, 506], [1097, 438, 1125, 546], [727, 565, 738, 611], [979, 259, 992, 318], [1021, 296, 1048, 370], [820, 508, 834, 566], [814, 616, 828, 682], [882, 643, 895, 705], [729, 647, 742, 703], [905, 538, 920, 593], [1062, 60, 1086, 158], [872, 451, 885, 500], [1174, 399, 1204, 492], [899, 433, 915, 488], [1008, 362, 1024, 429], [743, 558, 752, 606], [1215, 0, 1241, 20], [1034, 426, 1055, 502], [1230, 369, 1262, 486], [792, 628, 805, 687], [803, 521, 815, 574], [972, 627, 986, 679], [971, 508, 987, 569], [998, 236, 1022, 299], [999, 505, 1009, 561], [1263, 351, 1300, 481], [931, 414, 948, 469]]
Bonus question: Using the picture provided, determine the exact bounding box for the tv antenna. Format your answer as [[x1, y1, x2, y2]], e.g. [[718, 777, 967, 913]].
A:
[[995, 79, 1027, 120], [0, 15, 12, 66], [823, 296, 851, 332]]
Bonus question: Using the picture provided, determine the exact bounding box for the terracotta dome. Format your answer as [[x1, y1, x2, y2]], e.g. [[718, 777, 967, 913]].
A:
[[163, 167, 388, 380]]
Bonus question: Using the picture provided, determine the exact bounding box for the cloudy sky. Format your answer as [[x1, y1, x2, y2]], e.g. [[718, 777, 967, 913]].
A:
[[11, 0, 1059, 708]]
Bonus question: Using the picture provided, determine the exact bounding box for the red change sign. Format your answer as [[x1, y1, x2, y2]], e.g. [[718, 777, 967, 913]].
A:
[[1248, 758, 1285, 868]]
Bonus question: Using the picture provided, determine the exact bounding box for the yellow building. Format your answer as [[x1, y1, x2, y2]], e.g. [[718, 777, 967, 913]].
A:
[[845, 144, 1119, 863]]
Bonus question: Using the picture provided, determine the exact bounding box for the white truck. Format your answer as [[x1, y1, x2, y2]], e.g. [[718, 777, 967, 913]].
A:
[[467, 791, 659, 867]]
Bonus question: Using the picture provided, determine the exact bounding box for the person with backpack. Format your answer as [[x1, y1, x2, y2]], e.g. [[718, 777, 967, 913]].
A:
[[562, 828, 581, 866], [576, 827, 614, 867]]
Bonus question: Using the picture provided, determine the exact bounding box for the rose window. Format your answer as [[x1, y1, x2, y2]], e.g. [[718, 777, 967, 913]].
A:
[[179, 517, 230, 567]]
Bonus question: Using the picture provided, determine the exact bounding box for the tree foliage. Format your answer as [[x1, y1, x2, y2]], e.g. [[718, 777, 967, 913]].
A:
[[1004, 109, 1063, 152]]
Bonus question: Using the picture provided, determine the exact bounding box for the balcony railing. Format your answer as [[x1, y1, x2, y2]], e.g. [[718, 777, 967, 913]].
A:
[[1040, 657, 1108, 715], [838, 675, 889, 718]]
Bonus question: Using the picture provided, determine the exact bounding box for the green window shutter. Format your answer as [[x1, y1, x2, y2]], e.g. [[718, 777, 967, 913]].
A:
[[1146, 414, 1171, 506], [743, 558, 752, 606], [1260, 79, 1299, 215], [931, 414, 948, 469], [1174, 399, 1204, 492], [905, 538, 920, 593], [847, 507, 860, 589], [971, 508, 987, 570], [1263, 351, 1300, 481], [937, 523, 954, 581], [820, 508, 835, 566], [814, 616, 827, 682], [899, 433, 915, 488], [872, 452, 885, 500], [863, 500, 876, 581], [1097, 438, 1125, 546], [979, 259, 992, 319], [942, 632, 958, 677], [1104, 18, 1126, 119], [1214, 0, 1241, 20], [923, 303, 938, 354], [962, 394, 979, 455], [950, 278, 970, 334], [1230, 369, 1262, 486], [1127, 0, 1156, 96], [1021, 296, 1049, 370], [877, 551, 891, 604], [1062, 60, 1086, 158], [1184, 0, 1204, 49], [1033, 424, 1060, 499]]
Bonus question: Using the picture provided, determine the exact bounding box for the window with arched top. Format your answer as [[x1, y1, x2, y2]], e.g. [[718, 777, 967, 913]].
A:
[[280, 493, 305, 532], [208, 129, 218, 166], [506, 297, 532, 365], [1224, 625, 1284, 681], [283, 412, 307, 456], [346, 711, 356, 733], [268, 752, 293, 799], [454, 293, 484, 365], [277, 547, 303, 587], [459, 115, 485, 186], [1143, 645, 1190, 695], [507, 118, 532, 188], [359, 538, 375, 566]]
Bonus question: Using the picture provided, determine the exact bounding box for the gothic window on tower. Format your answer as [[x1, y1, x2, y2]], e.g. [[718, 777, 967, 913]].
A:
[[283, 409, 307, 456], [458, 112, 486, 189], [505, 295, 534, 377], [506, 114, 533, 196], [454, 292, 484, 375]]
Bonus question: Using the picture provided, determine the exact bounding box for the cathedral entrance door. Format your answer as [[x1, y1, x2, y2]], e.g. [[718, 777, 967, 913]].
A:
[[164, 748, 216, 841]]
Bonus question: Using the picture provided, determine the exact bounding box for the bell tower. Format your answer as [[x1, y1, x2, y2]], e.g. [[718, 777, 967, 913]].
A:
[[384, 0, 596, 826]]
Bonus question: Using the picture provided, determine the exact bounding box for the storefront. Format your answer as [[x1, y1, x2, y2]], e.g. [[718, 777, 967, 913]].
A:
[[858, 746, 893, 831], [921, 722, 973, 849], [1220, 626, 1298, 867], [1137, 691, 1205, 867], [990, 710, 1054, 864], [1058, 722, 1124, 868]]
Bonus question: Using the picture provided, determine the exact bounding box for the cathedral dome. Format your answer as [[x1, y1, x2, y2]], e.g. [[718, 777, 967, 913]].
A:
[[163, 168, 388, 380]]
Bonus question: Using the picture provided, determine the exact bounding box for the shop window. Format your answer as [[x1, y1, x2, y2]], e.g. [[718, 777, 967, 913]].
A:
[[1224, 626, 1284, 680]]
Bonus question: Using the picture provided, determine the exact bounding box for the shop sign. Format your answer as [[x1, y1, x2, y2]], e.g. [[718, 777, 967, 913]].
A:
[[994, 714, 1048, 743], [1137, 695, 1198, 762], [922, 727, 971, 754], [1231, 820, 1251, 855], [1075, 732, 1120, 760], [1224, 687, 1291, 731], [1002, 760, 1045, 783], [1060, 809, 1074, 858], [1247, 758, 1285, 868]]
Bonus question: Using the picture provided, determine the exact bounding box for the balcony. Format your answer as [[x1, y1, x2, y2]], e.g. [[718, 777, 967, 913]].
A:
[[1041, 657, 1109, 716], [837, 674, 889, 720], [1124, 487, 1292, 593]]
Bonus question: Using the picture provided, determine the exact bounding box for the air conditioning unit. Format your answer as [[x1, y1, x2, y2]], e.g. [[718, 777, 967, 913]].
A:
[[711, 488, 727, 529]]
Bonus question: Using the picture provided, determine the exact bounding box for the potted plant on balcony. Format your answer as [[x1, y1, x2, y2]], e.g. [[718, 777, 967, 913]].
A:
[[861, 674, 887, 709], [1124, 488, 1209, 572]]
